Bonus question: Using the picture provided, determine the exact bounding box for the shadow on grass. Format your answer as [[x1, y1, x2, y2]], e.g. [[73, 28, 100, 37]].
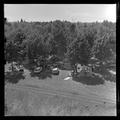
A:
[[73, 73, 105, 85], [30, 69, 52, 80], [57, 63, 73, 71], [5, 71, 25, 84], [58, 66, 72, 71], [73, 67, 116, 85], [23, 62, 53, 80], [23, 62, 35, 71], [73, 75, 105, 85], [94, 68, 116, 82]]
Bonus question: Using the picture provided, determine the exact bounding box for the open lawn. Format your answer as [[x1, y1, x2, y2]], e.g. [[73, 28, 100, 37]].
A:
[[5, 84, 116, 116], [5, 63, 116, 116]]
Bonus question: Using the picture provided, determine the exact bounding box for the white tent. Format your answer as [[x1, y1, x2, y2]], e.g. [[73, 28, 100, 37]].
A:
[[76, 64, 82, 73], [76, 64, 92, 73]]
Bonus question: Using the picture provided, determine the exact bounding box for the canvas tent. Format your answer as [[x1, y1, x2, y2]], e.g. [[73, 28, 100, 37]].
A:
[[76, 63, 93, 75], [76, 64, 82, 73]]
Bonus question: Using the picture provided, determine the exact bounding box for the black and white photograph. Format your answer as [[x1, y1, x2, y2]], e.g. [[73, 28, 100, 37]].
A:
[[4, 4, 116, 116]]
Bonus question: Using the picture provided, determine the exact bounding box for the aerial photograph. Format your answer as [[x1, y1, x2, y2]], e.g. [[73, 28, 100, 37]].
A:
[[4, 4, 116, 116]]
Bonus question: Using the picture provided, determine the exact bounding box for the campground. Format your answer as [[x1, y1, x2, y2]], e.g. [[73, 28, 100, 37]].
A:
[[5, 63, 116, 116]]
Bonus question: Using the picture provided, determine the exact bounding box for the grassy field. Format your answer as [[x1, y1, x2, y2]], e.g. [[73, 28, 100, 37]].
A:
[[4, 63, 116, 116], [5, 86, 116, 116]]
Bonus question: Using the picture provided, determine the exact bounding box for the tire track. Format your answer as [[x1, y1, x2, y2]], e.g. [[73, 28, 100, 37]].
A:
[[5, 84, 116, 106]]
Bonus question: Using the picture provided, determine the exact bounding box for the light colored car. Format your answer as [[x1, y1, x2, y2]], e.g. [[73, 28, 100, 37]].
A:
[[52, 67, 59, 75], [13, 65, 24, 72], [34, 67, 42, 73], [18, 65, 24, 72], [109, 70, 116, 75]]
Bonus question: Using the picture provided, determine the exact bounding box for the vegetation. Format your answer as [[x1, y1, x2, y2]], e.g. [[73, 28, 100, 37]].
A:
[[4, 18, 116, 82], [5, 71, 25, 84]]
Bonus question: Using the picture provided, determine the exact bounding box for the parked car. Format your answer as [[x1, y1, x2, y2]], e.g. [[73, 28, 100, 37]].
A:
[[8, 64, 17, 72], [34, 66, 42, 73], [18, 65, 24, 72], [13, 65, 24, 72], [52, 67, 59, 75]]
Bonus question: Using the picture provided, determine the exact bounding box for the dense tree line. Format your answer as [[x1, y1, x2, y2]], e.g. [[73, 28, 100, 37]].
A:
[[4, 19, 116, 69]]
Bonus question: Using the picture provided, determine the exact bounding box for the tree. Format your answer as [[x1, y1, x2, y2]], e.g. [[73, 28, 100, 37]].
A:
[[93, 33, 114, 63], [5, 27, 26, 64], [20, 19, 23, 22], [5, 41, 17, 62], [49, 20, 67, 57], [66, 34, 91, 67], [5, 20, 116, 71]]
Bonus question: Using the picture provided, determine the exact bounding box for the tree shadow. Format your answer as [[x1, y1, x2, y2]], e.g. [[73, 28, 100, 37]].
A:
[[5, 71, 25, 84], [23, 62, 53, 80], [72, 66, 116, 85], [94, 67, 116, 82], [72, 74, 105, 85], [30, 69, 52, 80], [57, 63, 73, 71], [23, 62, 35, 71]]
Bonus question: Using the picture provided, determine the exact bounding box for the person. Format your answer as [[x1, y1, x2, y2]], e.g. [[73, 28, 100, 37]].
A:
[[74, 63, 77, 73], [11, 62, 15, 72], [82, 65, 85, 71], [91, 66, 94, 72], [68, 71, 72, 77]]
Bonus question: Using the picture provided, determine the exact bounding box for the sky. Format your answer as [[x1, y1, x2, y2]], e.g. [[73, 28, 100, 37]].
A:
[[4, 4, 116, 22]]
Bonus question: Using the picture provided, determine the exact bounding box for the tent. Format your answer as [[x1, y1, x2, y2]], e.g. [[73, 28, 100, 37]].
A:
[[75, 63, 93, 77]]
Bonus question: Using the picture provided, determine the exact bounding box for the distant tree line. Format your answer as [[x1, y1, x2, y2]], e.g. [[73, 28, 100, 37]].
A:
[[4, 18, 116, 68]]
